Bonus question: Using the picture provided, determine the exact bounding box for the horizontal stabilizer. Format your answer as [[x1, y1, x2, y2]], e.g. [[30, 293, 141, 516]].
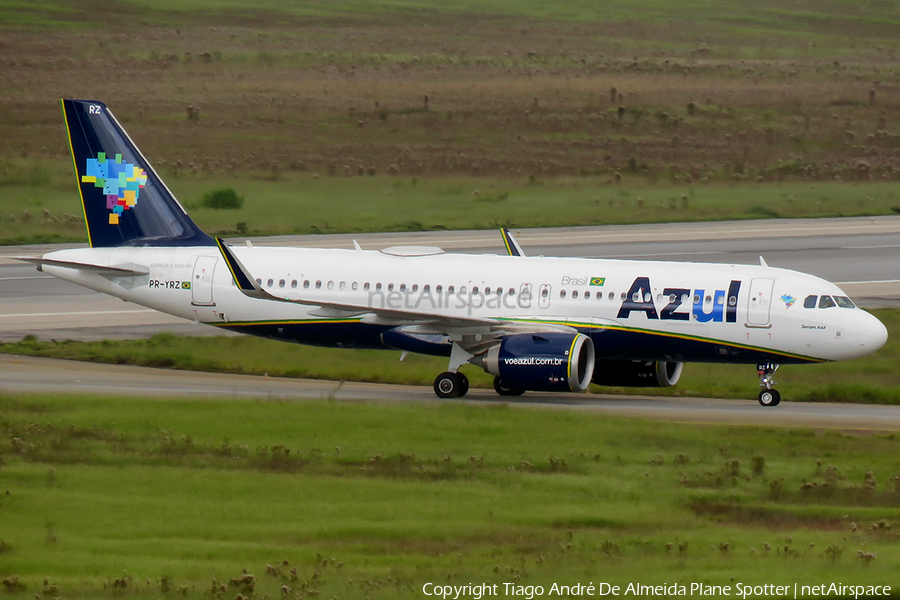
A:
[[15, 256, 149, 276]]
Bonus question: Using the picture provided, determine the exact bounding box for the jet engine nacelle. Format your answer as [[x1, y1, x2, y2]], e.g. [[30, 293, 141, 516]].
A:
[[478, 332, 595, 392], [592, 360, 683, 388]]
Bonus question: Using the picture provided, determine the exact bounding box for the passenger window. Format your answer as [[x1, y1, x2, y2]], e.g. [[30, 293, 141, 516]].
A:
[[485, 288, 491, 296], [448, 286, 455, 294], [460, 286, 467, 295], [585, 291, 590, 299], [803, 295, 817, 308], [508, 288, 515, 296], [388, 283, 394, 291], [728, 296, 736, 306], [327, 281, 334, 290], [375, 283, 382, 291], [303, 280, 310, 289], [278, 279, 285, 288], [352, 282, 358, 290], [315, 280, 322, 289], [339, 281, 346, 290], [541, 288, 549, 298], [399, 283, 406, 292], [621, 292, 627, 300], [423, 284, 430, 293], [609, 292, 614, 300], [412, 284, 418, 292], [819, 295, 836, 309], [364, 282, 370, 291], [560, 290, 567, 299], [267, 278, 274, 287], [834, 296, 855, 308], [572, 290, 578, 299], [473, 286, 479, 295], [256, 278, 262, 285], [291, 280, 298, 288], [436, 285, 443, 294]]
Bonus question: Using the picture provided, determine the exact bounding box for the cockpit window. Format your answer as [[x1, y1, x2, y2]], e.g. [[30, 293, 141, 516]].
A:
[[803, 295, 817, 309], [818, 295, 836, 309], [834, 296, 856, 309]]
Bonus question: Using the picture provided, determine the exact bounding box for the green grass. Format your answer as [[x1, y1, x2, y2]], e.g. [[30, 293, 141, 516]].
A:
[[3, 0, 900, 59], [1, 393, 900, 599], [3, 308, 900, 404], [3, 172, 900, 244], [3, 1, 900, 247]]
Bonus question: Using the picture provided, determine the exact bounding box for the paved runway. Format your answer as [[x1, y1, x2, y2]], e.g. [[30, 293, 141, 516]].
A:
[[2, 353, 899, 432], [2, 216, 899, 342]]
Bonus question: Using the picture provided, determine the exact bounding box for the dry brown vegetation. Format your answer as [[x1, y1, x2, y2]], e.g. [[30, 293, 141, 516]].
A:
[[2, 2, 900, 187]]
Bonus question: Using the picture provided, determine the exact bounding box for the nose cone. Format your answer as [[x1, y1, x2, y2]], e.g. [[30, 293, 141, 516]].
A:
[[858, 312, 888, 354]]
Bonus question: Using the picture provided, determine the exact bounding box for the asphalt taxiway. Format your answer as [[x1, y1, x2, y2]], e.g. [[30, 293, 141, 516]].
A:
[[2, 353, 899, 431]]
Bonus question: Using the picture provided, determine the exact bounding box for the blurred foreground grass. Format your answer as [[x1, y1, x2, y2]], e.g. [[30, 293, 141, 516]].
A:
[[1, 394, 899, 598]]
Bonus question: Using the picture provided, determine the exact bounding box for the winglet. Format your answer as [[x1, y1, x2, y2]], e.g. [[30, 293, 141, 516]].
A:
[[500, 228, 525, 257], [759, 256, 768, 268], [215, 237, 267, 297]]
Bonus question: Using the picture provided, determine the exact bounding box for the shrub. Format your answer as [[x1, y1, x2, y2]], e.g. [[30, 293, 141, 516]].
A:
[[200, 187, 244, 210]]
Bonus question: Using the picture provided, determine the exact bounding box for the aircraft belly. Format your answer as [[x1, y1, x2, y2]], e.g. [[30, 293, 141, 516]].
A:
[[587, 326, 817, 365], [220, 320, 390, 350]]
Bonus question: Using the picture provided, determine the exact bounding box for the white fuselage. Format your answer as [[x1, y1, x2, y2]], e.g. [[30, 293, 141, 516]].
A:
[[40, 244, 888, 365]]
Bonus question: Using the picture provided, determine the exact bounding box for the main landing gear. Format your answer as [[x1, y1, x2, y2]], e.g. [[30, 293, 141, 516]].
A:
[[756, 362, 781, 407], [433, 371, 469, 398]]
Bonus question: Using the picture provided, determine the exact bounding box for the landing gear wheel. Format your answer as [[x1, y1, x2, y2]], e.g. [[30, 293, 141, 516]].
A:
[[493, 376, 525, 397], [434, 371, 466, 398], [458, 373, 469, 397], [758, 389, 781, 407]]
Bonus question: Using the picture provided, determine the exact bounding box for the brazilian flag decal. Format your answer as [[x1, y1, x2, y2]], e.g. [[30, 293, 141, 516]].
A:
[[182, 282, 192, 290], [590, 277, 606, 286]]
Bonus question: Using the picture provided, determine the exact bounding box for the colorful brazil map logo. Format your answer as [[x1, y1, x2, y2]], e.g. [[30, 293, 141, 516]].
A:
[[81, 152, 148, 225]]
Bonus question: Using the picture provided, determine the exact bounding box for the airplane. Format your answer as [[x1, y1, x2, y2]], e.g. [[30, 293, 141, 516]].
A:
[[20, 99, 889, 407]]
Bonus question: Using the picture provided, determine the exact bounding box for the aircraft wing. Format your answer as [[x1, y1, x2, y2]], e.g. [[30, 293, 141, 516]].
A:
[[215, 238, 531, 332]]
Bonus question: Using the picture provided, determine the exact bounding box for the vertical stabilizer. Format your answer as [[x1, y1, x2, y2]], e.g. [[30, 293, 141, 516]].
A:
[[62, 99, 213, 247]]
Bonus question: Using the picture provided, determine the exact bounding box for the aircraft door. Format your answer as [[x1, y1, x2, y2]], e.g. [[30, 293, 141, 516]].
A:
[[519, 283, 533, 308], [539, 284, 551, 309], [191, 256, 218, 306], [746, 278, 774, 327]]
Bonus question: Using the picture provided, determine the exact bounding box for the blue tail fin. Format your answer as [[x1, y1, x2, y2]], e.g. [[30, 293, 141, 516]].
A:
[[62, 99, 214, 248]]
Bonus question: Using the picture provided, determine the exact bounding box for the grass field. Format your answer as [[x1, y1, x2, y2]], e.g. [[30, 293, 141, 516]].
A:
[[3, 308, 900, 404], [2, 393, 900, 599], [5, 167, 900, 243], [1, 1, 900, 243]]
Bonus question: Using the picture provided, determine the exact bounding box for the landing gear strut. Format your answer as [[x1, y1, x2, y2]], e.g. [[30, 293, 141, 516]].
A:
[[756, 362, 781, 407], [434, 371, 469, 398]]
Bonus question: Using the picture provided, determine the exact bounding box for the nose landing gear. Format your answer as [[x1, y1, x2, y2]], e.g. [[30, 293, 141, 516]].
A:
[[757, 362, 781, 406]]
